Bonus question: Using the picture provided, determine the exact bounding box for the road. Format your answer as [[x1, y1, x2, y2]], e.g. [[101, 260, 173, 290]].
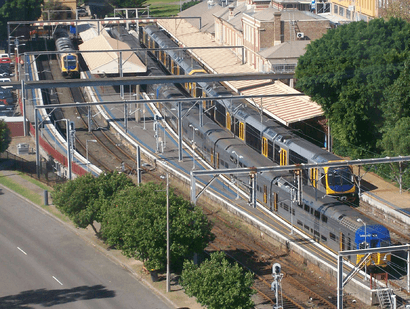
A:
[[0, 187, 171, 309]]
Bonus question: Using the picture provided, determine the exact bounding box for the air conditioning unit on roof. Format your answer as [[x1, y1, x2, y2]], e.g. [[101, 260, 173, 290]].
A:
[[297, 32, 304, 39]]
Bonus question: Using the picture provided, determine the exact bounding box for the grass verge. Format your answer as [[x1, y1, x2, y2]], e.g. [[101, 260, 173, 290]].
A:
[[18, 172, 53, 192], [0, 174, 43, 206]]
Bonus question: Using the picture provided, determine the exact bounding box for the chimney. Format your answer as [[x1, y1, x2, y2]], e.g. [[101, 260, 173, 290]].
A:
[[228, 5, 235, 19], [274, 11, 281, 45]]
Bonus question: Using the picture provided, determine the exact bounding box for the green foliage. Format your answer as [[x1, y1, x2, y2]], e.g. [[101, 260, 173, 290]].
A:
[[100, 182, 214, 271], [182, 0, 200, 11], [181, 251, 256, 309], [42, 0, 72, 20], [0, 120, 11, 153], [295, 18, 410, 158], [0, 0, 42, 38], [52, 172, 133, 231], [107, 0, 148, 9]]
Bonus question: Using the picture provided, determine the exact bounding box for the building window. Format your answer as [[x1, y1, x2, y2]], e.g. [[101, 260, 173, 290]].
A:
[[339, 6, 344, 16], [346, 9, 351, 19], [334, 4, 338, 14]]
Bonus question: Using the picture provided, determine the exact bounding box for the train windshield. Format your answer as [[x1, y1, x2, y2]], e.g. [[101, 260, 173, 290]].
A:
[[327, 167, 352, 187], [64, 56, 77, 69]]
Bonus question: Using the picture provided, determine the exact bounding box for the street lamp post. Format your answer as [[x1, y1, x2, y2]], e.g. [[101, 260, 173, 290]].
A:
[[86, 140, 97, 171], [189, 124, 198, 170], [231, 150, 243, 199], [357, 218, 367, 280]]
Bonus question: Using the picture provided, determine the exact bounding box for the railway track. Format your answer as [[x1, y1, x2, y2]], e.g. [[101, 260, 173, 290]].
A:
[[34, 47, 396, 309], [205, 207, 346, 308]]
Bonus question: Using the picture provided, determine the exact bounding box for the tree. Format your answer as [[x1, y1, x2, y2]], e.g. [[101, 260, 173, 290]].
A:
[[379, 0, 410, 23], [181, 251, 256, 309], [100, 182, 214, 271], [295, 18, 410, 158], [52, 172, 133, 233], [0, 120, 11, 153], [107, 0, 147, 10], [0, 0, 42, 39], [42, 0, 72, 20]]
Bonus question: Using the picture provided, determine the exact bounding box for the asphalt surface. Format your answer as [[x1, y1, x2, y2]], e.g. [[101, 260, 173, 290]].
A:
[[0, 186, 171, 309]]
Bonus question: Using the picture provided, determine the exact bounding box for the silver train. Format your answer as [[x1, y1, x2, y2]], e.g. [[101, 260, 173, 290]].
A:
[[111, 26, 391, 266], [141, 25, 357, 203]]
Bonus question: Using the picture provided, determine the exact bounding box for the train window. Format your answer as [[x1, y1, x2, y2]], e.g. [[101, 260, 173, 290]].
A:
[[230, 116, 235, 134], [220, 159, 225, 167], [304, 204, 310, 212], [321, 215, 328, 223], [230, 155, 236, 164], [370, 240, 378, 248], [256, 185, 260, 192], [314, 210, 320, 219], [314, 230, 320, 237], [298, 203, 302, 208], [321, 235, 327, 242], [245, 124, 261, 152], [225, 161, 229, 168], [347, 237, 351, 250], [268, 140, 274, 161], [330, 232, 337, 241], [215, 101, 226, 127], [297, 220, 303, 226], [289, 150, 308, 165], [282, 203, 289, 212], [239, 122, 245, 140], [304, 224, 309, 231], [311, 208, 314, 215], [274, 145, 280, 164]]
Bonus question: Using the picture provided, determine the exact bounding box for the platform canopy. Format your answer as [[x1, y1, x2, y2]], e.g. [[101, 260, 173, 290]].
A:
[[79, 28, 146, 75]]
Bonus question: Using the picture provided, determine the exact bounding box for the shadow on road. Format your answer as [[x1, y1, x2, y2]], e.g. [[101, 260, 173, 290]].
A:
[[0, 284, 115, 308]]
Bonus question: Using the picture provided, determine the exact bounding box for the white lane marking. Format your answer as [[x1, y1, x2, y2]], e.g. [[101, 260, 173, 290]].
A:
[[17, 247, 27, 255], [52, 276, 63, 286]]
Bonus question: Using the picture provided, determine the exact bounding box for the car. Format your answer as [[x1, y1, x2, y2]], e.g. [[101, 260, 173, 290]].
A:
[[0, 78, 12, 89], [0, 57, 12, 64], [0, 88, 14, 104]]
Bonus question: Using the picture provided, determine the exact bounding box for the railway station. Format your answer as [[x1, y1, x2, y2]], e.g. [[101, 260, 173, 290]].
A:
[[2, 7, 410, 309]]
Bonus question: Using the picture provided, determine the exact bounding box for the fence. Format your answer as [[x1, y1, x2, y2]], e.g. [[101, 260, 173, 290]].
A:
[[0, 150, 66, 186]]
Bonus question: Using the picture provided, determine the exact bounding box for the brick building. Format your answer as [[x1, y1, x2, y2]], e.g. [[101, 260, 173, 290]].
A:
[[213, 1, 331, 71]]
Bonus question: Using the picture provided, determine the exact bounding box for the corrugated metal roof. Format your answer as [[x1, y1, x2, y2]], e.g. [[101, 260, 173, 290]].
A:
[[158, 19, 323, 125], [78, 29, 146, 75]]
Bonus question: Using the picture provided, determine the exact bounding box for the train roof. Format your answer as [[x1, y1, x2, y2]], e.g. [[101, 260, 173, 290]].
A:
[[156, 19, 323, 125]]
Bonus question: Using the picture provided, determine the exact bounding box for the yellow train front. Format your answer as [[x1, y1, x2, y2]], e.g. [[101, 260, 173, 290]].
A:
[[60, 52, 79, 78], [53, 28, 80, 79]]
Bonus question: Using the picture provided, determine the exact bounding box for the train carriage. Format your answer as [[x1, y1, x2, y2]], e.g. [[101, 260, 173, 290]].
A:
[[53, 28, 80, 78], [114, 25, 391, 267], [141, 24, 357, 203]]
